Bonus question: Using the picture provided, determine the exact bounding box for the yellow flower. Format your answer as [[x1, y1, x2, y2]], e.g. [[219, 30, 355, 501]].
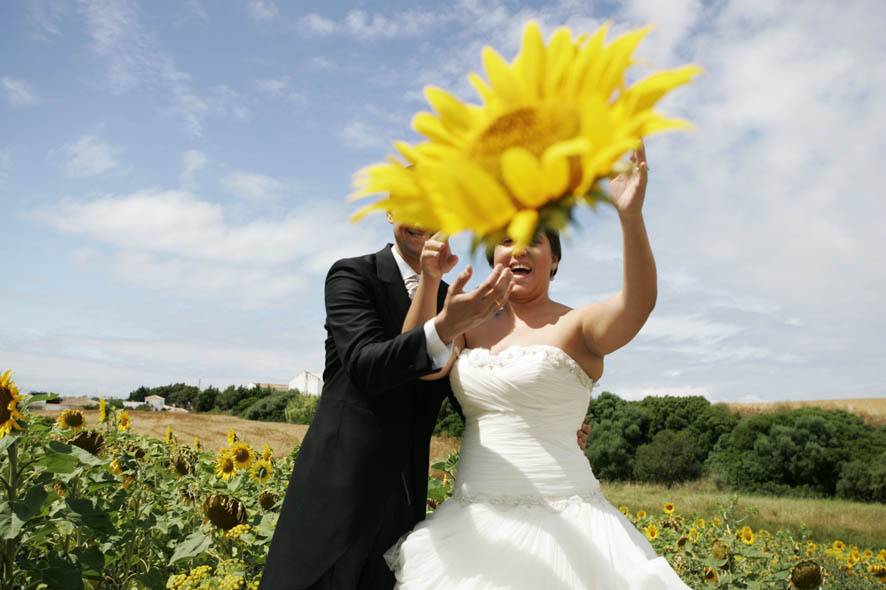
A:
[[193, 436, 202, 452], [229, 441, 254, 469], [227, 429, 238, 446], [216, 449, 237, 480], [350, 20, 701, 250], [164, 425, 174, 444], [833, 540, 846, 552], [224, 523, 253, 540], [688, 527, 700, 543], [618, 505, 630, 515], [56, 409, 86, 432], [116, 410, 131, 432], [261, 442, 273, 462], [98, 398, 107, 423], [0, 370, 27, 438], [711, 517, 722, 527], [109, 458, 123, 476], [636, 510, 647, 519], [703, 567, 719, 585], [250, 459, 273, 484], [663, 502, 675, 515], [694, 518, 706, 529], [644, 524, 659, 541], [739, 526, 755, 545]]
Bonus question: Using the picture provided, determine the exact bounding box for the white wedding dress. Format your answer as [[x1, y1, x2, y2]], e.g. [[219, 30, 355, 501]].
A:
[[384, 345, 694, 590]]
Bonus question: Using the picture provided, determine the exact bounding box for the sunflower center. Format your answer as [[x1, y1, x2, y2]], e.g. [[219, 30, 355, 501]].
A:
[[0, 388, 11, 423], [471, 105, 579, 165]]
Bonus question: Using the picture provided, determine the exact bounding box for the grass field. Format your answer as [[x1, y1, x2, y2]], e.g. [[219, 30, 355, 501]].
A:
[[725, 397, 886, 426], [36, 407, 885, 549]]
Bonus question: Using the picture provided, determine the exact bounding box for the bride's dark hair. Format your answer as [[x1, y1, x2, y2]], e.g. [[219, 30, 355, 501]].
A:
[[485, 229, 561, 278]]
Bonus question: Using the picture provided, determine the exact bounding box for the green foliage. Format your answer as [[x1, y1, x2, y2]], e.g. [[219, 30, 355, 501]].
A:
[[433, 398, 465, 438], [633, 429, 703, 485], [706, 407, 886, 499], [242, 392, 297, 423], [585, 392, 737, 484], [283, 392, 320, 425], [836, 453, 886, 503]]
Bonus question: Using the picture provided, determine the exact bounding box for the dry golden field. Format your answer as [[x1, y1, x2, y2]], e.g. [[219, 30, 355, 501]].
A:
[[725, 397, 886, 426], [34, 408, 463, 463]]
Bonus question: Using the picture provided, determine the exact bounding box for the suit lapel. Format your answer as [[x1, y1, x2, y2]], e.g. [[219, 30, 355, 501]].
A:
[[376, 243, 412, 332]]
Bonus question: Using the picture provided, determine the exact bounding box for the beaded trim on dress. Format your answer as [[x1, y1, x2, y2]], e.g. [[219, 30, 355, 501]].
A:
[[459, 344, 598, 391], [450, 487, 608, 512]]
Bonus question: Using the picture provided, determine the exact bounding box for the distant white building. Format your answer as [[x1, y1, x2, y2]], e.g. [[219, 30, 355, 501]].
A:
[[289, 371, 323, 396], [122, 400, 146, 409], [144, 395, 165, 411]]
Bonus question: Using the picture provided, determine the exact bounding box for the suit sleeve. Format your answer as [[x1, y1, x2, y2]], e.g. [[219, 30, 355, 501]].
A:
[[325, 259, 437, 395]]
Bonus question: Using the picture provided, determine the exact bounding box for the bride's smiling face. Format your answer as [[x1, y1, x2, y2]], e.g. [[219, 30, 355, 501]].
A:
[[491, 232, 559, 299]]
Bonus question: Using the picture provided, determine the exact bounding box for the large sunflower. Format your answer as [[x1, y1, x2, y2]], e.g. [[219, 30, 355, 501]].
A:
[[0, 370, 26, 438], [56, 408, 86, 432], [351, 20, 700, 249]]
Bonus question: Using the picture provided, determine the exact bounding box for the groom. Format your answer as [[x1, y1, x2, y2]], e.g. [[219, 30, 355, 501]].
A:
[[259, 219, 590, 589]]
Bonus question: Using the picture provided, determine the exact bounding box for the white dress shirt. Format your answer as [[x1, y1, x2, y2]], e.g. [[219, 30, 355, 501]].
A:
[[391, 244, 453, 370]]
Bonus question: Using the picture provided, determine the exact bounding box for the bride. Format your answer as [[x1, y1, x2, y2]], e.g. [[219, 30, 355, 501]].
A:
[[385, 144, 694, 589]]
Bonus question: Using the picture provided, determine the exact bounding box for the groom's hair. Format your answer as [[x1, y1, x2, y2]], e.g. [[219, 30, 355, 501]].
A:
[[485, 229, 561, 279]]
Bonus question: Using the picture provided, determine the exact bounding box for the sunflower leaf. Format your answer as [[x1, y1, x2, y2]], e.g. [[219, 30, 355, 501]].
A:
[[168, 530, 213, 565]]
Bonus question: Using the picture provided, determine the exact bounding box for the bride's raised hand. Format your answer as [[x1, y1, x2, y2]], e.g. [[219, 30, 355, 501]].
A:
[[421, 231, 459, 282], [608, 141, 648, 220]]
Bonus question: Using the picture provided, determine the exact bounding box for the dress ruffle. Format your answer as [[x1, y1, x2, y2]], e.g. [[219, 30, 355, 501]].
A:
[[384, 493, 694, 590]]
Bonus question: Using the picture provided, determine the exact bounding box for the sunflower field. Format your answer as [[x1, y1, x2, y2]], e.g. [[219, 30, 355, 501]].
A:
[[2, 370, 885, 589]]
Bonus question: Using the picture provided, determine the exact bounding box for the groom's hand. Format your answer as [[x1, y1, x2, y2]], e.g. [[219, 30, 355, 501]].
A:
[[577, 421, 591, 451], [434, 264, 514, 344]]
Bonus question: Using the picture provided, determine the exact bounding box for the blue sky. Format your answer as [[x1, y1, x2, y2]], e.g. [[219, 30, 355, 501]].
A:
[[2, 0, 884, 402]]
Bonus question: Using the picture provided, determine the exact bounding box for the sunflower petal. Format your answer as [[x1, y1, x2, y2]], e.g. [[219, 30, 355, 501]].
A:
[[501, 147, 547, 208]]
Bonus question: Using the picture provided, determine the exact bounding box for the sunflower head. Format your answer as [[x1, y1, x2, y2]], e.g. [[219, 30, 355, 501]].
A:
[[116, 410, 131, 433], [229, 442, 254, 469], [790, 560, 823, 590], [98, 398, 108, 423], [663, 502, 675, 515], [643, 523, 659, 541], [172, 452, 194, 477], [711, 539, 729, 560], [0, 370, 27, 438], [258, 490, 278, 511], [202, 494, 247, 530], [351, 20, 701, 251], [250, 459, 273, 484], [56, 409, 86, 432], [261, 442, 273, 462], [68, 429, 105, 455], [216, 449, 237, 480]]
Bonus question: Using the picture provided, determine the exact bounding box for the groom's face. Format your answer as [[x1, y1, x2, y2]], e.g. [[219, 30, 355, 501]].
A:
[[387, 212, 430, 264]]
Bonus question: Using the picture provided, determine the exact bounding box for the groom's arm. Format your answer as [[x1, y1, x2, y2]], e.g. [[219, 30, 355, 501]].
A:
[[325, 259, 438, 395]]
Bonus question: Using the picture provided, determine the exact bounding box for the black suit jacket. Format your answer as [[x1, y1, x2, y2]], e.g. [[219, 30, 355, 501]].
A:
[[259, 244, 459, 589]]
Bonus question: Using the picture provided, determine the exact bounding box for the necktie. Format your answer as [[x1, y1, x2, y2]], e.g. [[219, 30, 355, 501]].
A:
[[404, 274, 419, 300]]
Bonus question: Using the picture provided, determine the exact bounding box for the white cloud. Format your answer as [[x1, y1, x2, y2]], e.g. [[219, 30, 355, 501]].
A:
[[255, 77, 307, 105], [180, 149, 207, 186], [338, 120, 388, 149], [299, 9, 452, 40], [247, 0, 278, 22], [220, 171, 288, 200], [78, 0, 247, 137], [308, 56, 336, 70], [299, 13, 336, 36], [38, 190, 383, 305], [2, 76, 38, 107], [26, 0, 69, 40], [62, 134, 118, 177]]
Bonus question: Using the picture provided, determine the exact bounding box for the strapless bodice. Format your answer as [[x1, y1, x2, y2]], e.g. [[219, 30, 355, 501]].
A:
[[449, 345, 602, 502]]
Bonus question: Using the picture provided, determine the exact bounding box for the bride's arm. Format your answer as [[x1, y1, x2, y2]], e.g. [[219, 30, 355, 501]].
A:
[[578, 144, 657, 356]]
